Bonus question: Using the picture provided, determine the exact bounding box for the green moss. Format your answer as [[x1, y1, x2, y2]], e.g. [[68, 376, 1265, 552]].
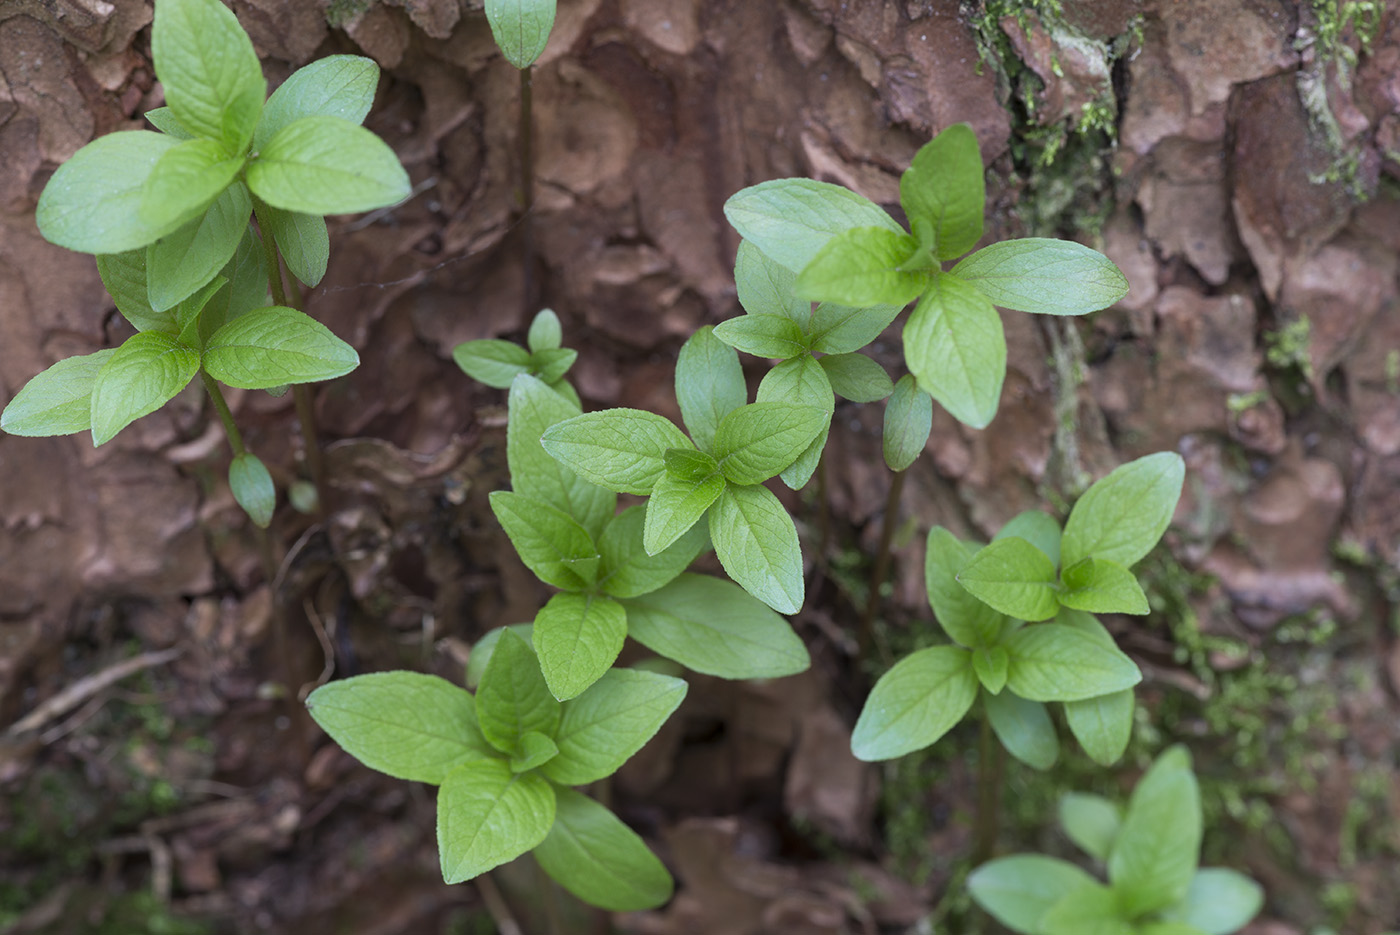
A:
[[326, 0, 376, 28]]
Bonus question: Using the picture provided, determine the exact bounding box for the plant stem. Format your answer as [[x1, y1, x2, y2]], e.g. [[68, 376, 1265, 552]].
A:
[[475, 871, 523, 935], [519, 63, 537, 316], [202, 371, 246, 456], [859, 467, 906, 659], [972, 704, 1004, 866]]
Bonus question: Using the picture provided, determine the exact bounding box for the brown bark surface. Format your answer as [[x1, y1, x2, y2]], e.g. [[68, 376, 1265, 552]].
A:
[[1, 1, 1398, 932]]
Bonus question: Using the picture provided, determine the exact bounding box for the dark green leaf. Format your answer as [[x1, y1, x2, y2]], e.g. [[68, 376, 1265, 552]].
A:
[[89, 332, 199, 445], [248, 116, 410, 215], [851, 645, 976, 761], [1061, 452, 1185, 569], [900, 123, 985, 260], [97, 250, 174, 334], [147, 181, 253, 312], [883, 374, 932, 471], [485, 0, 558, 69], [1004, 624, 1142, 702], [675, 326, 746, 453], [903, 272, 1005, 429], [489, 490, 599, 590], [818, 352, 893, 402], [713, 402, 828, 486], [957, 536, 1060, 622], [258, 202, 329, 287], [534, 788, 674, 910], [710, 482, 804, 614], [203, 305, 359, 388], [540, 409, 692, 495], [598, 503, 709, 598], [438, 758, 555, 883], [951, 238, 1129, 315], [37, 131, 184, 253], [985, 689, 1059, 771], [474, 629, 561, 755], [723, 178, 904, 274], [542, 667, 687, 786], [1, 350, 116, 437], [229, 451, 275, 527], [807, 301, 903, 354], [151, 0, 265, 153], [255, 54, 380, 151], [794, 226, 930, 307]]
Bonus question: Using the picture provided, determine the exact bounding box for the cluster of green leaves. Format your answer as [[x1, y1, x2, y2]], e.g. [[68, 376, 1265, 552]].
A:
[[306, 629, 684, 909], [851, 453, 1185, 768], [968, 746, 1265, 935], [1, 0, 409, 525], [454, 309, 581, 406], [484, 0, 558, 69], [724, 122, 1128, 429]]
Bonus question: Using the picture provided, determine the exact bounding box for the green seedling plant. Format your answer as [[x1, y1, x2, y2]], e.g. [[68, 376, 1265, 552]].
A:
[[306, 628, 686, 909], [458, 313, 811, 700], [0, 0, 409, 526], [851, 452, 1185, 768], [969, 745, 1265, 935], [724, 122, 1128, 430]]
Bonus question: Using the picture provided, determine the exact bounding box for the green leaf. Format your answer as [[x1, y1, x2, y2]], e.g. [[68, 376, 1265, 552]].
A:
[[255, 54, 380, 151], [248, 116, 410, 215], [36, 131, 184, 253], [306, 672, 491, 783], [89, 332, 199, 445], [1039, 882, 1134, 935], [643, 469, 724, 556], [996, 510, 1062, 570], [1108, 746, 1202, 916], [1138, 924, 1211, 935], [973, 645, 1010, 694], [924, 527, 1008, 648], [528, 347, 576, 384], [675, 326, 746, 454], [967, 855, 1099, 935], [900, 123, 985, 261], [621, 573, 810, 679], [229, 451, 275, 527], [713, 402, 828, 486], [985, 689, 1058, 770], [147, 181, 253, 312], [724, 178, 905, 274], [883, 374, 932, 471], [151, 0, 265, 154], [528, 308, 562, 352], [139, 137, 244, 231], [598, 504, 708, 599], [454, 340, 530, 388], [850, 645, 976, 761], [508, 730, 558, 773], [952, 239, 1129, 316], [534, 592, 627, 701], [1059, 792, 1122, 863], [97, 250, 172, 334], [755, 354, 833, 490], [145, 107, 195, 139], [734, 239, 809, 324], [818, 352, 892, 402], [485, 0, 557, 69], [957, 536, 1060, 622], [1065, 688, 1135, 767], [794, 227, 930, 307], [710, 483, 804, 614], [1, 350, 116, 437], [543, 667, 687, 786], [438, 758, 555, 883], [489, 491, 600, 590], [904, 272, 1005, 429], [507, 375, 615, 539], [203, 305, 359, 388], [1159, 868, 1265, 935], [174, 274, 228, 349], [534, 788, 673, 910], [1059, 557, 1150, 615], [712, 313, 809, 359], [199, 226, 269, 340], [1062, 452, 1185, 569], [475, 629, 561, 755], [664, 447, 720, 482], [1004, 624, 1142, 702], [549, 378, 581, 408], [258, 202, 329, 287], [540, 409, 691, 495], [465, 624, 534, 691], [807, 301, 903, 354]]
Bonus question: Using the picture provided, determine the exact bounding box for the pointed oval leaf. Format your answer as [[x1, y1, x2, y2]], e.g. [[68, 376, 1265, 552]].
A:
[[542, 667, 687, 786], [756, 355, 833, 490], [1108, 745, 1202, 916], [203, 305, 359, 388], [713, 402, 828, 486], [255, 54, 380, 151], [97, 250, 174, 334], [1059, 557, 1150, 615], [643, 469, 724, 556], [1160, 868, 1264, 935], [710, 482, 804, 614], [453, 339, 531, 388], [900, 123, 985, 260], [489, 490, 599, 590], [438, 758, 555, 883], [925, 527, 1007, 648], [904, 273, 1005, 429], [794, 227, 929, 307], [37, 131, 183, 253], [147, 181, 254, 312], [851, 645, 976, 761], [465, 624, 535, 691], [258, 202, 329, 287], [540, 408, 692, 495], [996, 510, 1063, 570], [1062, 452, 1185, 569], [621, 573, 809, 679], [883, 374, 932, 471], [1004, 624, 1142, 702], [306, 672, 491, 784], [808, 301, 903, 354], [1039, 881, 1135, 935], [952, 238, 1129, 315], [485, 0, 558, 69], [712, 313, 809, 359], [818, 352, 893, 402], [527, 308, 563, 353], [2, 350, 116, 437], [139, 137, 244, 231], [151, 0, 266, 153], [534, 592, 627, 701], [528, 347, 576, 384], [1059, 792, 1123, 863], [475, 629, 561, 755], [90, 332, 200, 445], [600, 503, 709, 598], [508, 730, 559, 773], [676, 326, 746, 454], [957, 536, 1060, 622], [724, 178, 904, 274], [985, 689, 1059, 771], [1065, 687, 1134, 766], [973, 645, 1010, 694], [145, 106, 195, 139], [508, 375, 615, 537], [734, 239, 809, 324], [968, 855, 1099, 935], [535, 788, 674, 911], [229, 451, 275, 527], [248, 116, 410, 215]]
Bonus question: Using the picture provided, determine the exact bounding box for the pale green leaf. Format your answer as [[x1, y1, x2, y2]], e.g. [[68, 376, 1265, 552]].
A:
[[89, 332, 199, 445], [229, 451, 275, 527], [139, 137, 244, 231], [507, 375, 615, 538], [643, 469, 724, 556], [485, 0, 557, 69], [543, 667, 687, 786], [203, 305, 359, 388], [438, 758, 555, 883], [713, 402, 828, 486], [818, 351, 892, 402], [508, 730, 558, 773], [1004, 624, 1142, 702], [851, 645, 976, 761], [305, 671, 491, 784], [883, 374, 932, 471], [535, 788, 674, 911], [97, 250, 173, 334], [1065, 688, 1135, 767], [995, 510, 1063, 570], [258, 202, 329, 287], [2, 351, 116, 437], [255, 54, 380, 151], [534, 592, 627, 701], [1039, 881, 1134, 935], [903, 272, 1005, 429], [1059, 557, 1150, 615], [951, 238, 1129, 315], [248, 116, 410, 215], [1062, 452, 1185, 569], [985, 689, 1059, 771], [712, 313, 809, 359], [465, 624, 535, 691], [599, 503, 709, 598], [756, 355, 833, 490], [1108, 745, 1202, 916], [146, 180, 253, 312], [145, 106, 195, 139], [734, 239, 809, 324], [957, 536, 1060, 622], [710, 483, 804, 614], [794, 226, 930, 307], [1160, 868, 1265, 935], [675, 326, 746, 454], [1059, 792, 1122, 863], [900, 122, 985, 260], [528, 308, 562, 352], [527, 347, 576, 384], [723, 178, 904, 274], [454, 340, 531, 387], [474, 629, 561, 755], [968, 855, 1098, 935], [925, 527, 1007, 648], [973, 645, 1010, 694], [151, 0, 266, 153], [540, 409, 692, 495], [807, 301, 903, 354], [489, 490, 599, 590]]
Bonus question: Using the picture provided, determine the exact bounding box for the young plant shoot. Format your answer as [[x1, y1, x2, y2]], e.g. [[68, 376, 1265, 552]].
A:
[[1, 0, 409, 526], [969, 746, 1265, 935]]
